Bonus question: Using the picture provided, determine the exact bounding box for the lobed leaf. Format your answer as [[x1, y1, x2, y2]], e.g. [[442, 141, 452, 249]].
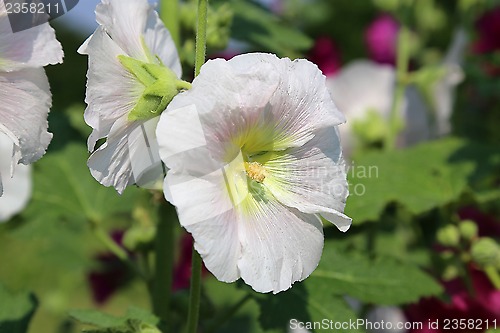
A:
[[345, 138, 500, 223]]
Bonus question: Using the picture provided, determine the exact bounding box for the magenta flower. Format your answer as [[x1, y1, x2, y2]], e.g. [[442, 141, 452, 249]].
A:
[[406, 268, 500, 332], [406, 269, 500, 332], [307, 37, 342, 76], [364, 14, 399, 65]]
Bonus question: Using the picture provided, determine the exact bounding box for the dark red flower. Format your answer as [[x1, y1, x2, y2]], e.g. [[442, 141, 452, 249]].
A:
[[307, 37, 342, 77], [173, 233, 209, 290], [87, 230, 133, 304], [473, 7, 500, 54], [458, 207, 500, 238]]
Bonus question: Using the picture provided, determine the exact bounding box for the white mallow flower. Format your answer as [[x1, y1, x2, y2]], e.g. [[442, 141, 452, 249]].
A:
[[156, 53, 352, 293], [78, 0, 184, 194], [0, 2, 63, 200], [328, 29, 467, 156]]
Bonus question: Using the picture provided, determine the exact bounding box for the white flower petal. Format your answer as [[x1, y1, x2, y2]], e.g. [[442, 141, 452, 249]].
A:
[[164, 53, 345, 164], [327, 60, 395, 122], [166, 169, 242, 282], [79, 27, 143, 150], [0, 3, 62, 71], [255, 127, 351, 231], [165, 167, 325, 293], [87, 119, 135, 194], [0, 132, 31, 222], [88, 117, 162, 194], [327, 60, 395, 154], [143, 10, 182, 77], [93, 0, 181, 75], [95, 0, 151, 60], [434, 28, 467, 137], [264, 54, 346, 137], [237, 197, 324, 293], [403, 86, 432, 145], [0, 68, 52, 165], [157, 104, 211, 173]]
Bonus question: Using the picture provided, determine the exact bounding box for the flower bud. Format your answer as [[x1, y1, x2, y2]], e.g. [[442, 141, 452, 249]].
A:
[[118, 55, 191, 121], [123, 225, 156, 252], [442, 264, 460, 281], [352, 109, 395, 147], [471, 237, 500, 268], [459, 220, 478, 241], [436, 225, 460, 248]]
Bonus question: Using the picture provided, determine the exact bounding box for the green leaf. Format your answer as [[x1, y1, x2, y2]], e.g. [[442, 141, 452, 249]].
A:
[[0, 284, 38, 333], [487, 329, 500, 333], [123, 307, 159, 327], [230, 0, 313, 56], [69, 310, 125, 328], [70, 308, 160, 333], [203, 279, 266, 333], [346, 138, 500, 223], [22, 143, 140, 224], [253, 242, 441, 332], [310, 242, 443, 305], [83, 319, 159, 333], [255, 285, 361, 333]]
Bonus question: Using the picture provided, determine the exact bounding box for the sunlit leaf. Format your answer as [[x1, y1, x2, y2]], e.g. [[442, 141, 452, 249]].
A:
[[346, 138, 500, 223]]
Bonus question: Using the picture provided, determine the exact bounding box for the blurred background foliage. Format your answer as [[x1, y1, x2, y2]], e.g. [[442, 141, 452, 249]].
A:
[[1, 0, 500, 332]]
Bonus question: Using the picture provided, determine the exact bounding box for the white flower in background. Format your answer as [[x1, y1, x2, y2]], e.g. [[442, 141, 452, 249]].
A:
[[0, 2, 62, 217], [78, 0, 184, 194], [0, 133, 31, 222], [327, 60, 395, 155], [157, 53, 351, 293], [328, 29, 467, 156]]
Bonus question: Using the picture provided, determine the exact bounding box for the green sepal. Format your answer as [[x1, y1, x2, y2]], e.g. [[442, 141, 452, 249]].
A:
[[118, 55, 190, 122]]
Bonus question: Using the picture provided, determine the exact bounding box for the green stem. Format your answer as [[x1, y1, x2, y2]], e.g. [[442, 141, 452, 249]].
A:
[[186, 251, 203, 333], [152, 201, 176, 328], [194, 0, 208, 77], [177, 80, 193, 90], [160, 0, 181, 49], [186, 1, 207, 332], [385, 25, 411, 150], [485, 265, 500, 290]]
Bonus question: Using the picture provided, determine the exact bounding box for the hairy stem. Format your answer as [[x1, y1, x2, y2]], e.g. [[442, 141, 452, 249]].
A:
[[194, 0, 208, 77], [385, 25, 411, 150], [186, 1, 208, 332]]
